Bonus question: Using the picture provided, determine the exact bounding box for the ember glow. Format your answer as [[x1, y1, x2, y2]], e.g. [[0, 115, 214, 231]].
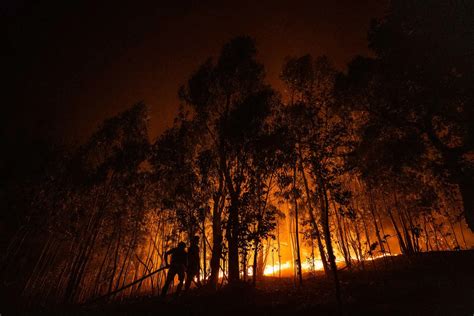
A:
[[263, 261, 292, 276]]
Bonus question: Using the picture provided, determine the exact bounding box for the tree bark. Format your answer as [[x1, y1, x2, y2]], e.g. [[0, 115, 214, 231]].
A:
[[293, 164, 303, 286], [297, 149, 330, 274], [318, 179, 342, 307], [209, 189, 224, 289]]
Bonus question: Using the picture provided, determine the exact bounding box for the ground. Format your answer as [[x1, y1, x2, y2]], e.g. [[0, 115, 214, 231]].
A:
[[6, 251, 474, 315]]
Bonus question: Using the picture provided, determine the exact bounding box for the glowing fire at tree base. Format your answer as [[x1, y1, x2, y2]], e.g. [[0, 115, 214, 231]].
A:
[[258, 253, 397, 277]]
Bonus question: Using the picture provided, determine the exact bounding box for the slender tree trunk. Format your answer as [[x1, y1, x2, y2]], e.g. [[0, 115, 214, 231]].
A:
[[422, 214, 432, 251], [361, 210, 377, 272], [332, 198, 351, 268], [242, 249, 248, 281], [393, 193, 414, 254], [293, 164, 303, 286], [219, 144, 240, 284], [318, 179, 342, 307], [277, 222, 282, 278], [202, 211, 207, 281], [64, 212, 101, 303], [252, 238, 259, 286], [227, 197, 240, 283], [368, 190, 385, 254], [443, 209, 460, 249], [107, 224, 122, 296], [387, 206, 408, 254], [209, 191, 224, 289], [376, 208, 392, 256], [93, 230, 115, 296], [297, 150, 329, 274], [428, 216, 441, 250], [353, 220, 364, 266]]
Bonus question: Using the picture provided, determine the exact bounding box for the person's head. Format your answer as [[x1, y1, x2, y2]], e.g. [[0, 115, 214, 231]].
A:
[[178, 241, 186, 249]]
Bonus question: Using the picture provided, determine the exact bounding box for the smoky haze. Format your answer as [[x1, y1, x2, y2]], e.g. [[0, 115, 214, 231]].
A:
[[4, 0, 387, 142]]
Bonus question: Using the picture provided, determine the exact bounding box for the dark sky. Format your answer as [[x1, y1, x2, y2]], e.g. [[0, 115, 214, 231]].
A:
[[4, 0, 388, 143]]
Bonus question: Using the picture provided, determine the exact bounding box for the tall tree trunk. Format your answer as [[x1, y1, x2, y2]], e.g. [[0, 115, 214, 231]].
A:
[[209, 192, 224, 289], [393, 192, 414, 254], [277, 222, 282, 278], [242, 249, 248, 281], [318, 179, 342, 307], [252, 239, 259, 286], [293, 164, 303, 286], [297, 150, 330, 274], [219, 143, 240, 284], [64, 210, 102, 303], [257, 242, 265, 278], [387, 206, 408, 254], [353, 218, 364, 266], [227, 197, 240, 283], [93, 230, 115, 296], [202, 211, 207, 281], [331, 197, 351, 268], [368, 190, 385, 254]]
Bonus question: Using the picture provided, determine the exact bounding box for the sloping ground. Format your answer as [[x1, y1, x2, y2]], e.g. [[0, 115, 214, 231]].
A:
[[6, 250, 474, 315]]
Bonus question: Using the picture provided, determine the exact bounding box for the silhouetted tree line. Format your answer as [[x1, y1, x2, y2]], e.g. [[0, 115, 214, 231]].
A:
[[1, 0, 472, 306]]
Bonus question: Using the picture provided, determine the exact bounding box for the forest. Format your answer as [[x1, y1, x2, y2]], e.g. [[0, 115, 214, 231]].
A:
[[2, 1, 474, 315]]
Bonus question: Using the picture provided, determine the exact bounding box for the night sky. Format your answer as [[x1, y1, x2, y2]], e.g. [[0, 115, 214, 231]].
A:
[[4, 0, 388, 143]]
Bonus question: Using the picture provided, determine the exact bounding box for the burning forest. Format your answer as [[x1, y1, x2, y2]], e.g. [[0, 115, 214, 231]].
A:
[[2, 0, 474, 315]]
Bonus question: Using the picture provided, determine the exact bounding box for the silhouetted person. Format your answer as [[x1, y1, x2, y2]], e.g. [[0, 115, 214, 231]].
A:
[[161, 241, 187, 297], [185, 235, 201, 292]]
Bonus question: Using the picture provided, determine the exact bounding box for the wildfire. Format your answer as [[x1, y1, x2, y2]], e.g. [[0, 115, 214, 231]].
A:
[[261, 253, 396, 276], [263, 261, 291, 275]]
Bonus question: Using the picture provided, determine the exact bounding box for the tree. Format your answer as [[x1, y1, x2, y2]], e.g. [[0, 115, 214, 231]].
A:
[[281, 54, 351, 304], [338, 0, 474, 229], [179, 36, 277, 284]]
